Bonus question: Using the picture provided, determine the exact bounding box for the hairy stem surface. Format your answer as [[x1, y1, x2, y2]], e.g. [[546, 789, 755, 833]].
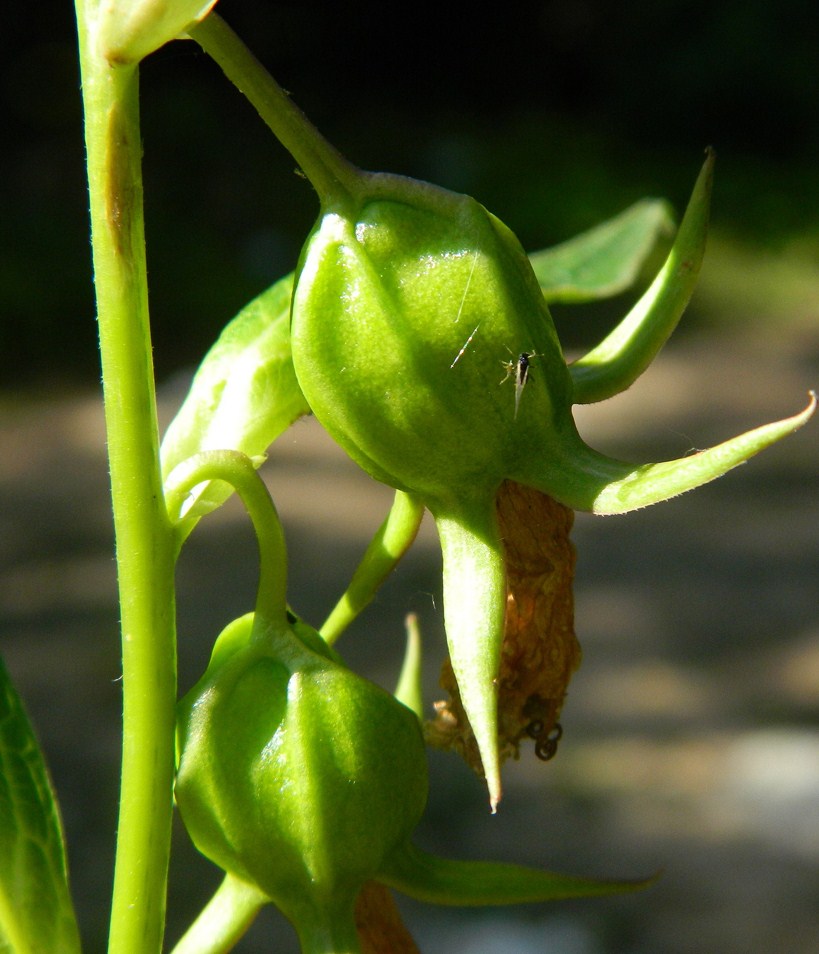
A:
[[75, 6, 177, 950]]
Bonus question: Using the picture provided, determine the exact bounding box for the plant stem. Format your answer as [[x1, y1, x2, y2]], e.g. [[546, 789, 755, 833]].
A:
[[321, 492, 425, 645], [294, 907, 363, 954], [169, 874, 267, 954], [190, 13, 363, 208], [165, 450, 289, 630], [75, 5, 177, 951]]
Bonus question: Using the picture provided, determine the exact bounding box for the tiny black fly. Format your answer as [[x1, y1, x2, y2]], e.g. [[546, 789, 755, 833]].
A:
[[500, 350, 539, 418]]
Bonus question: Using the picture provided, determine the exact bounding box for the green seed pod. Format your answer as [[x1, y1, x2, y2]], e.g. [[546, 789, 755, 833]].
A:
[[175, 613, 428, 940], [289, 163, 815, 811], [292, 175, 576, 506], [291, 175, 572, 810]]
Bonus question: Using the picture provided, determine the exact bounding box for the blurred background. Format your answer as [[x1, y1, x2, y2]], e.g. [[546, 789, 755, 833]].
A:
[[1, 1, 817, 952]]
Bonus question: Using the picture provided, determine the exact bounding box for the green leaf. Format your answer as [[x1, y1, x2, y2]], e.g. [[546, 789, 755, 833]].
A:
[[529, 198, 675, 304], [0, 656, 81, 954], [161, 272, 310, 524]]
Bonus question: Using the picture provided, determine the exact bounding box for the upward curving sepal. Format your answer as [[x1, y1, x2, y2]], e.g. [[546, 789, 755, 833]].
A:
[[393, 613, 424, 722], [516, 393, 816, 515], [569, 150, 714, 405]]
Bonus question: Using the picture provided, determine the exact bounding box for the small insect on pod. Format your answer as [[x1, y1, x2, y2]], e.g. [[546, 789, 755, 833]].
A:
[[499, 350, 541, 419]]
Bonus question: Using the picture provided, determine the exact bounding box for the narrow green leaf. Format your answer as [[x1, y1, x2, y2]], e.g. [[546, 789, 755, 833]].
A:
[[160, 272, 310, 523], [529, 199, 675, 304], [0, 657, 81, 954]]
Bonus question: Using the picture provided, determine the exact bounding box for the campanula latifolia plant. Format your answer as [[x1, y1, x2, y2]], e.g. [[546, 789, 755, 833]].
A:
[[0, 1, 811, 952], [187, 14, 815, 812]]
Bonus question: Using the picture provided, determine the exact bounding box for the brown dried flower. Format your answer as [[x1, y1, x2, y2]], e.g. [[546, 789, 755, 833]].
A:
[[426, 480, 582, 775]]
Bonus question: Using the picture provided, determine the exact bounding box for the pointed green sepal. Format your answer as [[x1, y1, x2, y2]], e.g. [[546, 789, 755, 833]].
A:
[[380, 841, 657, 906], [0, 656, 81, 954], [569, 151, 714, 404], [433, 504, 506, 811], [530, 199, 674, 305], [518, 393, 816, 514], [161, 272, 309, 527]]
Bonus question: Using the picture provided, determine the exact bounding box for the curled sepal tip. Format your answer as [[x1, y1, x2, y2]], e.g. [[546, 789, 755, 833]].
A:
[[570, 150, 715, 405], [520, 393, 816, 515], [164, 450, 290, 628], [380, 842, 658, 907]]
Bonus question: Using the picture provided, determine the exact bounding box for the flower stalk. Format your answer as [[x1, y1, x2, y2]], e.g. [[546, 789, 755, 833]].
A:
[[164, 449, 289, 631], [189, 13, 361, 208]]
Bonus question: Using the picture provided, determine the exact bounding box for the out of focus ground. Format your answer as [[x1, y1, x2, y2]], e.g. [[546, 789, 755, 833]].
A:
[[0, 319, 816, 954]]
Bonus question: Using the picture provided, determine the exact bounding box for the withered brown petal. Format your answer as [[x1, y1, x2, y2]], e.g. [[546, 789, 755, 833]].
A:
[[426, 480, 581, 774]]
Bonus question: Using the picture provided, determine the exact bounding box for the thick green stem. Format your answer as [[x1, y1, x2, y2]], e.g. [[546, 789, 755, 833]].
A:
[[294, 906, 363, 954], [189, 13, 362, 207], [75, 5, 176, 952]]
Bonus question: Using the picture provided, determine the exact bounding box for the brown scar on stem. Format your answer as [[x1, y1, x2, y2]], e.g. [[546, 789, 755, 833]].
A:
[[104, 99, 141, 260]]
